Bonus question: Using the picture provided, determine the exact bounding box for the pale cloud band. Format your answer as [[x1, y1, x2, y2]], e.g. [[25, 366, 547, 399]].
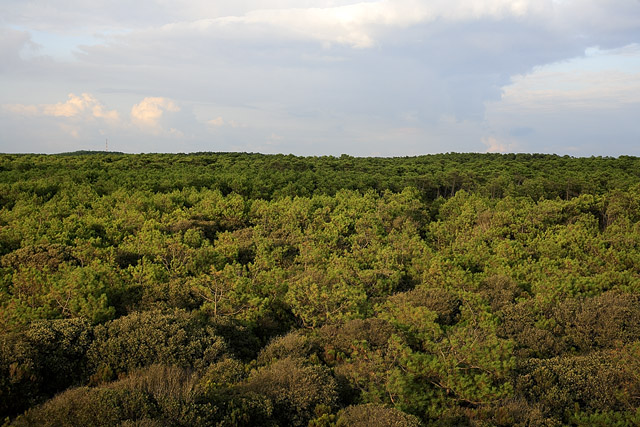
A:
[[161, 0, 542, 48]]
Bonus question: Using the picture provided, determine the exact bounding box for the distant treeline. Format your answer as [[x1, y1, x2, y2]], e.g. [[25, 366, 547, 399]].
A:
[[2, 152, 639, 202], [1, 152, 640, 426]]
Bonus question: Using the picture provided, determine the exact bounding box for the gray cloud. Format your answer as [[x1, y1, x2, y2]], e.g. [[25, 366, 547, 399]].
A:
[[1, 0, 639, 155]]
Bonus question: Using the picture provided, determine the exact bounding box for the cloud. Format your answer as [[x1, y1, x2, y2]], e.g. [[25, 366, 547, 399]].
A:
[[483, 44, 640, 155], [487, 44, 640, 114], [207, 116, 225, 127], [60, 0, 605, 127], [3, 104, 39, 115], [1, 93, 122, 145], [482, 136, 519, 153], [205, 116, 247, 129], [0, 1, 541, 36], [1, 94, 192, 152], [0, 27, 40, 71], [2, 1, 640, 156], [3, 93, 120, 121], [44, 93, 119, 119], [3, 94, 187, 134], [494, 70, 640, 112], [156, 0, 543, 48], [130, 97, 180, 133]]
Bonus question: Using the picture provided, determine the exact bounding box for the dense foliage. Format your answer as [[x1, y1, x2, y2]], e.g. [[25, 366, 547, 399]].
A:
[[1, 152, 640, 426]]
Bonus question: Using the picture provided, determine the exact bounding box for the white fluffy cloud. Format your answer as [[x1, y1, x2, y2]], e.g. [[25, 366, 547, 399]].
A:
[[1, 94, 190, 151], [46, 93, 119, 120], [1, 93, 121, 147], [131, 97, 180, 132], [3, 93, 119, 121]]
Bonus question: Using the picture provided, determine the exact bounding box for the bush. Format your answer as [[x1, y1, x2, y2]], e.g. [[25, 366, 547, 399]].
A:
[[335, 404, 422, 427], [257, 330, 320, 366], [316, 318, 398, 405], [1, 243, 75, 271], [243, 357, 338, 426], [0, 318, 92, 418], [501, 291, 640, 358], [199, 357, 246, 394], [563, 291, 640, 351], [317, 318, 395, 363], [87, 309, 226, 381], [13, 386, 159, 427], [111, 364, 203, 425], [114, 364, 198, 403], [474, 398, 561, 427], [516, 351, 633, 422]]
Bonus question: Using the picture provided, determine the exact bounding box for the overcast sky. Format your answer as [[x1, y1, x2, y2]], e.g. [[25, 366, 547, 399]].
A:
[[1, 0, 639, 156]]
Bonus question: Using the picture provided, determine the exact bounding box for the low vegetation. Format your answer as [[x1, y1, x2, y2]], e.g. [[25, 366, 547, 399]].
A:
[[2, 152, 640, 425]]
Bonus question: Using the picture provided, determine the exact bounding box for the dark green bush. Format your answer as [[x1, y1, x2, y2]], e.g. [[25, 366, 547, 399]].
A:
[[317, 318, 395, 362], [257, 330, 320, 366], [87, 310, 227, 381], [198, 357, 246, 394], [243, 357, 338, 426], [0, 318, 92, 418], [501, 291, 640, 358], [13, 386, 159, 427], [516, 351, 634, 422]]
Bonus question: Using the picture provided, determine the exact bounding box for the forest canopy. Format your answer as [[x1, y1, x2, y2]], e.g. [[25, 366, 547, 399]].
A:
[[1, 152, 640, 426]]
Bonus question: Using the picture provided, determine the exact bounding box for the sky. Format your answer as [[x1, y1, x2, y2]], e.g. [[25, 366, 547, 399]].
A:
[[1, 0, 639, 156]]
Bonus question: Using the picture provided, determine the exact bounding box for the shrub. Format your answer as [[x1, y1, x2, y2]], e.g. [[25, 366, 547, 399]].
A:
[[317, 318, 395, 363], [243, 357, 338, 426], [335, 404, 422, 427], [13, 386, 159, 427], [516, 351, 632, 422], [0, 318, 92, 418], [257, 330, 320, 366], [87, 309, 226, 381]]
